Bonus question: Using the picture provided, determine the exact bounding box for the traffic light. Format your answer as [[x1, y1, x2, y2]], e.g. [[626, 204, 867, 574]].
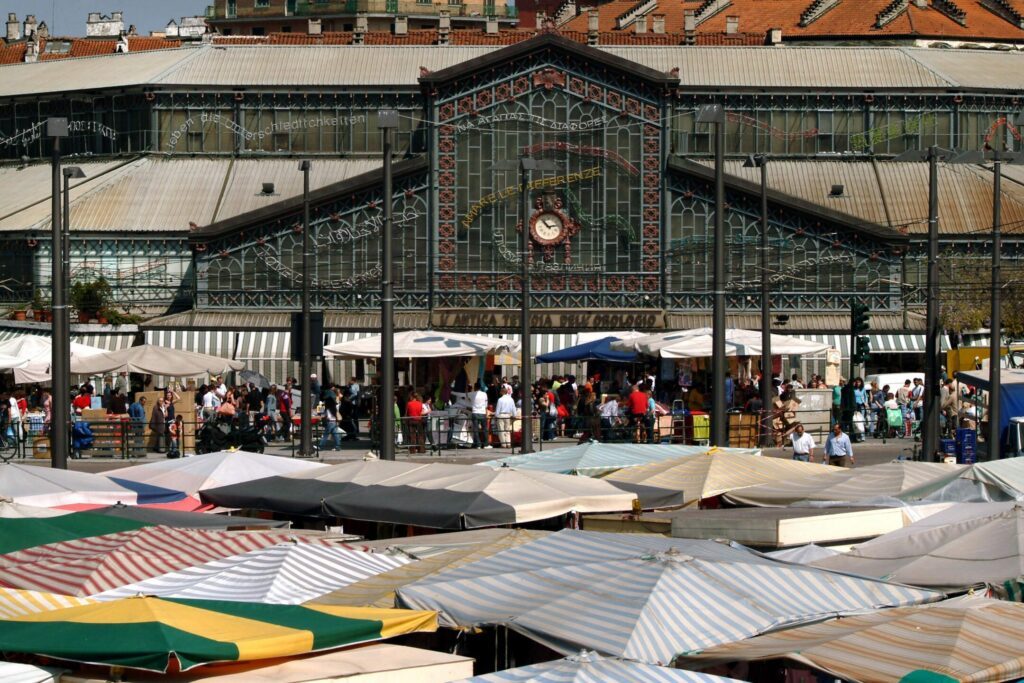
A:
[[851, 301, 870, 335], [854, 335, 872, 364]]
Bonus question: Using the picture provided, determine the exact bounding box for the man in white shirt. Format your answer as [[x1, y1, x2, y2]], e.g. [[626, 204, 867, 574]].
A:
[[789, 423, 815, 462], [470, 382, 491, 449], [494, 386, 516, 448]]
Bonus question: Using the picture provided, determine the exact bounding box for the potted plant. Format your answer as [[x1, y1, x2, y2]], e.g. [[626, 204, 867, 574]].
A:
[[31, 290, 50, 322], [70, 277, 112, 323], [100, 308, 141, 326], [9, 304, 27, 321]]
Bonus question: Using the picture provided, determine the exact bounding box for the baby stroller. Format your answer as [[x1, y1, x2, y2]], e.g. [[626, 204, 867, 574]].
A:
[[71, 421, 94, 459]]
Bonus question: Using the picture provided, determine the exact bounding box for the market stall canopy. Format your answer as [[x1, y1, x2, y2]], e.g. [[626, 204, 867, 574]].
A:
[[0, 463, 188, 509], [0, 596, 437, 673], [0, 587, 96, 619], [766, 544, 843, 565], [535, 336, 638, 364], [467, 650, 743, 682], [201, 459, 646, 529], [0, 335, 107, 384], [0, 662, 65, 683], [0, 352, 29, 371], [682, 596, 1024, 683], [477, 443, 742, 478], [70, 343, 244, 377], [603, 449, 835, 507], [396, 529, 941, 665], [612, 328, 832, 359], [105, 450, 329, 498], [86, 504, 291, 530], [0, 525, 326, 597], [811, 503, 1024, 591], [956, 369, 1024, 458], [94, 542, 410, 604], [323, 330, 519, 359], [313, 529, 547, 609], [0, 500, 147, 553], [925, 458, 1024, 503], [724, 461, 967, 507]]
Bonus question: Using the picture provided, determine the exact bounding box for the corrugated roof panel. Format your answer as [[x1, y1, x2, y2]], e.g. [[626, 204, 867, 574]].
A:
[[603, 46, 953, 89], [156, 45, 497, 87], [0, 47, 198, 98], [213, 159, 380, 223], [904, 48, 1024, 91], [143, 309, 430, 330], [0, 160, 127, 225]]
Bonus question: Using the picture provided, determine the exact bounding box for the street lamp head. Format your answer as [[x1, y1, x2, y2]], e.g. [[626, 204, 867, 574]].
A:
[[297, 160, 311, 172], [63, 166, 86, 179], [695, 103, 725, 124], [377, 109, 399, 129], [45, 117, 69, 139]]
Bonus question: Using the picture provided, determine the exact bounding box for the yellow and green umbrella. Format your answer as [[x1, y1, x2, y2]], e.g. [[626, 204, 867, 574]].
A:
[[0, 595, 437, 672]]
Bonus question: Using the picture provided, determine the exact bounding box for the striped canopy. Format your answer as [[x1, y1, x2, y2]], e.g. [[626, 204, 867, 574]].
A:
[[201, 460, 643, 529], [105, 450, 329, 497], [0, 525, 324, 596], [0, 501, 147, 554], [466, 651, 742, 682], [766, 544, 842, 565], [324, 330, 519, 359], [725, 461, 968, 507], [313, 529, 547, 609], [0, 463, 188, 509], [94, 543, 410, 604], [0, 588, 96, 619], [603, 449, 837, 507], [477, 444, 759, 478], [70, 343, 244, 377], [812, 504, 1024, 590], [397, 529, 942, 665], [682, 596, 1024, 683], [0, 595, 437, 672]]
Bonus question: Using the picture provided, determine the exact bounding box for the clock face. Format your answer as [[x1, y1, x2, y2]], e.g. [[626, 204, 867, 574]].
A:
[[530, 211, 566, 245]]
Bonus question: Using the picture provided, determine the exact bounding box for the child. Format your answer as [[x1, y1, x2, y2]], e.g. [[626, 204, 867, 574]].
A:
[[168, 414, 183, 458]]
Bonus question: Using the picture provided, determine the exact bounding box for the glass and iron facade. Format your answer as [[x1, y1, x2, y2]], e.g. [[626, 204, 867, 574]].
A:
[[2, 35, 1024, 332]]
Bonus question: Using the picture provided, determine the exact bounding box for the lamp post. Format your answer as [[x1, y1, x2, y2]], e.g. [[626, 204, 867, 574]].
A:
[[298, 159, 313, 459], [895, 146, 954, 460], [48, 118, 69, 469], [744, 154, 772, 446], [496, 156, 557, 454], [697, 103, 727, 446], [62, 167, 85, 291], [378, 110, 398, 460]]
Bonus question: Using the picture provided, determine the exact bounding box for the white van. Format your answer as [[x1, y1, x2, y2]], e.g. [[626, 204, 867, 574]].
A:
[[864, 372, 924, 393]]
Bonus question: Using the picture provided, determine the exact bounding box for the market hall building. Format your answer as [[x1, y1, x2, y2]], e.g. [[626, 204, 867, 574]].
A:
[[1, 33, 1023, 381]]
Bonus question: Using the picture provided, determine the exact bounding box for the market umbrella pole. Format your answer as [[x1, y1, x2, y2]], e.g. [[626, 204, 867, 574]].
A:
[[299, 160, 313, 458]]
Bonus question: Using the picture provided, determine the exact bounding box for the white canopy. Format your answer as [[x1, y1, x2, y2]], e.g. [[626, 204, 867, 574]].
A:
[[0, 336, 107, 384], [612, 328, 831, 358], [0, 353, 28, 371], [324, 330, 519, 359], [70, 343, 244, 377]]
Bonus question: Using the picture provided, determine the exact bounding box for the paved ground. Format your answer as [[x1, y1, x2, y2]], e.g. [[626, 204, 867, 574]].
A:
[[11, 429, 958, 474]]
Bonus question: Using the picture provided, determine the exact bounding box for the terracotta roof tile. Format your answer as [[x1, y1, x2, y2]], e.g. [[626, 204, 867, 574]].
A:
[[0, 43, 26, 65], [364, 30, 438, 44]]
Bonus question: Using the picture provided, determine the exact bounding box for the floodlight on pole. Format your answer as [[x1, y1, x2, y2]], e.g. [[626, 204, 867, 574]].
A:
[[48, 118, 69, 470], [698, 103, 728, 446], [496, 155, 557, 454], [378, 109, 399, 460]]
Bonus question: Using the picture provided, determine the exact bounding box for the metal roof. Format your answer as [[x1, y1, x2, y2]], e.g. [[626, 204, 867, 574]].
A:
[[0, 159, 126, 226], [664, 311, 925, 331], [143, 309, 431, 330], [696, 159, 1024, 237], [0, 157, 383, 233], [3, 40, 1024, 95]]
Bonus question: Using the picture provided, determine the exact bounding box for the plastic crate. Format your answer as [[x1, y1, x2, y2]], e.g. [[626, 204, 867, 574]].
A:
[[957, 428, 977, 448], [940, 438, 957, 456]]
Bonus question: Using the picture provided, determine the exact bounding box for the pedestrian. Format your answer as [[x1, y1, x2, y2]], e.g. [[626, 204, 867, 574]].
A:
[[168, 414, 183, 458], [911, 378, 925, 423], [789, 423, 815, 462], [405, 391, 425, 454], [277, 384, 292, 440], [128, 395, 146, 449], [318, 393, 342, 452], [494, 385, 516, 448], [107, 387, 127, 415], [470, 381, 491, 449], [831, 378, 844, 427], [149, 397, 168, 454], [824, 422, 855, 467]]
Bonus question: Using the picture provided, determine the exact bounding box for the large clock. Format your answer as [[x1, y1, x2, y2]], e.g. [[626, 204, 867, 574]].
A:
[[529, 209, 570, 246]]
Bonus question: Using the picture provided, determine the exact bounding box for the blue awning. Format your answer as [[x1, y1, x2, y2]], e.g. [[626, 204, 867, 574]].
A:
[[535, 337, 637, 364]]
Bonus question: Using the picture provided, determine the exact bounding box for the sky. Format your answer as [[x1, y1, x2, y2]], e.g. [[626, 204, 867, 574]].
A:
[[4, 0, 212, 36]]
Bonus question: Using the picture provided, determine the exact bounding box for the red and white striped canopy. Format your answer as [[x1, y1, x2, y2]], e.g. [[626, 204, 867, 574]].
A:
[[0, 526, 322, 597]]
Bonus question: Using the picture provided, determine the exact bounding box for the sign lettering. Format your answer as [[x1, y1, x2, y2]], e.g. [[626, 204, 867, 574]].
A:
[[432, 309, 664, 330]]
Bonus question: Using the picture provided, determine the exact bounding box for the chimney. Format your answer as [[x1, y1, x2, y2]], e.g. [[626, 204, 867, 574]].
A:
[[438, 11, 451, 44], [116, 33, 129, 52], [165, 19, 179, 37], [127, 23, 137, 35], [36, 21, 48, 39], [87, 12, 100, 22], [394, 15, 408, 34], [726, 15, 738, 33], [354, 12, 367, 43], [634, 14, 647, 33], [6, 13, 19, 41], [587, 8, 599, 45], [23, 37, 37, 63], [112, 11, 123, 22], [651, 14, 665, 33], [684, 11, 695, 44], [23, 14, 36, 38], [535, 10, 546, 29], [308, 18, 322, 34], [768, 27, 782, 44], [486, 17, 498, 33]]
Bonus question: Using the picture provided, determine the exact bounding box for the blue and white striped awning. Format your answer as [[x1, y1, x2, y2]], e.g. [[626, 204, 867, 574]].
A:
[[397, 529, 941, 665], [793, 334, 951, 356]]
